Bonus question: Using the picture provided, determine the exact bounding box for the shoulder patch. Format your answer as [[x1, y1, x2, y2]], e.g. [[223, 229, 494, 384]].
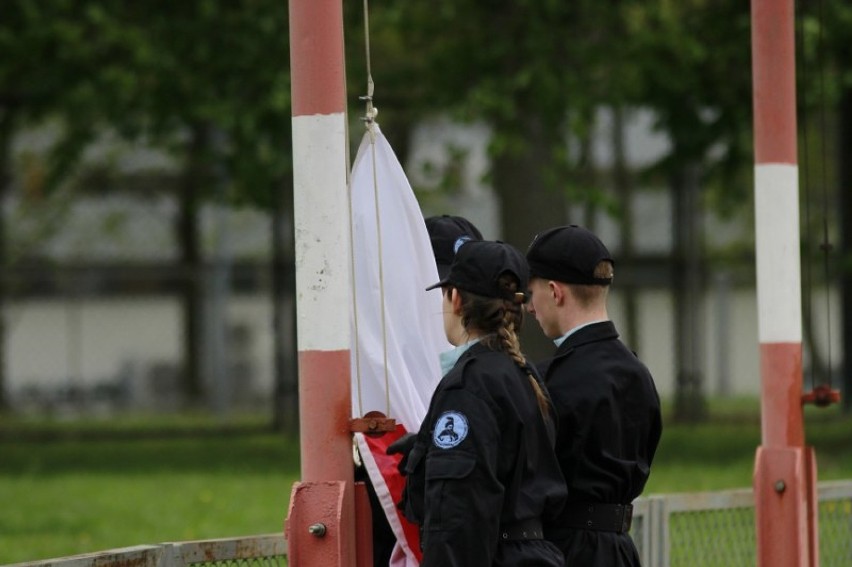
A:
[[432, 411, 469, 449]]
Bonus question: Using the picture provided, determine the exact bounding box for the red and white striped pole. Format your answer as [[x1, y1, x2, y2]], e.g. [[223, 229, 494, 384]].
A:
[[751, 0, 819, 565], [284, 0, 358, 565]]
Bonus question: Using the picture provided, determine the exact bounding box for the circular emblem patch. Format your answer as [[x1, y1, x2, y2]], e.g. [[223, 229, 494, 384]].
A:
[[453, 236, 472, 254], [432, 411, 469, 449]]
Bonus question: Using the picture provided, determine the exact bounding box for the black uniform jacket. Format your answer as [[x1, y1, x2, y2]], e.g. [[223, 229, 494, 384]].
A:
[[539, 321, 662, 566], [402, 341, 567, 567]]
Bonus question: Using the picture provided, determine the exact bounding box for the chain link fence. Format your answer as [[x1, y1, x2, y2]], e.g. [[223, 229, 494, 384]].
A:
[[632, 480, 852, 566], [7, 535, 287, 567]]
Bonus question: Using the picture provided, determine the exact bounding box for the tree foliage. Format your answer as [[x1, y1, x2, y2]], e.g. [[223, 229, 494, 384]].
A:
[[4, 1, 851, 214], [4, 0, 852, 414], [1, 0, 293, 206], [359, 1, 756, 206]]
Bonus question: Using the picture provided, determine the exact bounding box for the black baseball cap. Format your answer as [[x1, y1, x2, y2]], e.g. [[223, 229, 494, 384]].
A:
[[426, 240, 529, 301], [526, 225, 613, 285], [425, 215, 483, 278]]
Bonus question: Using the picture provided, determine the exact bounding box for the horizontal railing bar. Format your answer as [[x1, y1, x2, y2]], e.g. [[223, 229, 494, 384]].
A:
[[170, 534, 287, 563], [7, 545, 166, 567]]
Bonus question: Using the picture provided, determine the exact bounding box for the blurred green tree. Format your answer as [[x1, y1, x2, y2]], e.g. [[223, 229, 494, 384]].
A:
[[0, 1, 295, 420], [359, 0, 756, 417], [2, 0, 850, 420]]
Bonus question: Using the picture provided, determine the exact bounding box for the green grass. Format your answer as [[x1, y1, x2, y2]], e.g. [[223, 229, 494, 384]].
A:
[[1, 403, 851, 564], [0, 416, 300, 564], [647, 401, 852, 493]]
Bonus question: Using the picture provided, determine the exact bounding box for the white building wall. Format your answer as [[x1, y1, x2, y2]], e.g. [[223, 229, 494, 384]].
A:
[[6, 287, 842, 403]]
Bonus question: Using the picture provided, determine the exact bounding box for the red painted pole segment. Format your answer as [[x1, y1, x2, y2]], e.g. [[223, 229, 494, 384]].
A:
[[298, 350, 356, 480], [751, 0, 798, 164], [751, 0, 819, 565], [289, 0, 346, 116], [758, 343, 805, 448], [286, 0, 356, 565]]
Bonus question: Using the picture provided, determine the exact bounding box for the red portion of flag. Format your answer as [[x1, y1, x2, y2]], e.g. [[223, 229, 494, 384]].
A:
[[360, 426, 423, 564]]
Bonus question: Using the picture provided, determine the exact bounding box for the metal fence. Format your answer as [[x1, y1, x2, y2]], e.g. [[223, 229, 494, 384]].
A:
[[7, 481, 852, 567], [7, 535, 287, 567], [631, 480, 852, 566]]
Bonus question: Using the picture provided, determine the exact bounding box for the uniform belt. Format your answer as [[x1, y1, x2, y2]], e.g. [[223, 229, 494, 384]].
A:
[[561, 503, 633, 534], [500, 518, 543, 541]]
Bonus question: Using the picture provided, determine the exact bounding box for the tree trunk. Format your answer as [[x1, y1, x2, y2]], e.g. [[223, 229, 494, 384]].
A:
[[671, 162, 707, 422], [272, 176, 298, 433], [492, 118, 568, 361], [839, 87, 852, 413], [612, 106, 639, 350], [177, 124, 207, 405], [0, 108, 14, 411]]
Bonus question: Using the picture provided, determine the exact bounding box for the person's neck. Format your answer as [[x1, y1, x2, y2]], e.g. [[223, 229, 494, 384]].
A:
[[448, 327, 484, 347], [558, 308, 608, 336]]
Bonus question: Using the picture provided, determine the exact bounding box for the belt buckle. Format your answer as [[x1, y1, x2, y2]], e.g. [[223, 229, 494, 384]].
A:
[[620, 504, 634, 533]]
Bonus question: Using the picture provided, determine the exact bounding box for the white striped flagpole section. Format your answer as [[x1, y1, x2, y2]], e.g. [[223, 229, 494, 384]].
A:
[[286, 1, 359, 565], [752, 0, 804, 449], [751, 0, 818, 565], [289, 0, 352, 485]]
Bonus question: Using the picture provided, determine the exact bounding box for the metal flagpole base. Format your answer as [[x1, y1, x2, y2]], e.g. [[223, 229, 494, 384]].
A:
[[754, 445, 819, 567], [286, 481, 373, 566]]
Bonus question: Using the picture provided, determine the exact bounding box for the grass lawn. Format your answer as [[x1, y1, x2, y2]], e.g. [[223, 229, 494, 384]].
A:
[[1, 402, 851, 564], [647, 400, 852, 493], [0, 416, 299, 564]]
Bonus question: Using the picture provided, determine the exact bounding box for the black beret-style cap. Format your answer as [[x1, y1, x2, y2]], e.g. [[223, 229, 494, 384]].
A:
[[426, 240, 529, 301], [425, 215, 484, 278], [526, 225, 613, 285]]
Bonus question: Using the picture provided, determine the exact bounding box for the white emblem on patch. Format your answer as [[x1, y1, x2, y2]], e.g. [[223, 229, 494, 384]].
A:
[[433, 411, 469, 449], [453, 236, 472, 254]]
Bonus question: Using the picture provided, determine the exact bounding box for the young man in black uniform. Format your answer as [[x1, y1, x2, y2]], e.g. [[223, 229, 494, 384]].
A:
[[400, 240, 567, 567], [525, 225, 662, 567]]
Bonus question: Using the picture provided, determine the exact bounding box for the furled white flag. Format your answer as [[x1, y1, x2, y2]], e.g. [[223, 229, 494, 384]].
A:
[[349, 124, 449, 566]]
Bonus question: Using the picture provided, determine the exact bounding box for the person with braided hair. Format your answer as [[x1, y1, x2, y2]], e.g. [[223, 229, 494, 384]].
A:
[[396, 239, 567, 567], [357, 214, 484, 567]]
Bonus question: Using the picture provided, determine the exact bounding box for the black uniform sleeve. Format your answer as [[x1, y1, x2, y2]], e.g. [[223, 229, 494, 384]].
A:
[[419, 389, 504, 567]]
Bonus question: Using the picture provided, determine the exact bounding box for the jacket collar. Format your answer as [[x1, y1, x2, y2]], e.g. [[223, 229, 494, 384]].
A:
[[553, 320, 618, 357]]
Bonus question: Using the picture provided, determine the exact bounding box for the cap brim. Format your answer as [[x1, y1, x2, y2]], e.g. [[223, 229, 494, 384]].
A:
[[425, 278, 449, 291]]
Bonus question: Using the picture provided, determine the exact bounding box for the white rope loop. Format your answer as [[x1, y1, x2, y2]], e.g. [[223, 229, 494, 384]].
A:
[[350, 0, 390, 417], [360, 0, 377, 127]]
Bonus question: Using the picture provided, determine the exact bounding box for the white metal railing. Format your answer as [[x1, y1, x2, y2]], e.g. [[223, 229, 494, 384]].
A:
[[5, 481, 852, 567], [632, 480, 852, 567], [6, 534, 287, 567]]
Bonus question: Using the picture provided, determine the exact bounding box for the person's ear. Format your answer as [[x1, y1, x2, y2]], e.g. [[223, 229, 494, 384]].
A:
[[550, 281, 565, 306], [450, 288, 463, 314]]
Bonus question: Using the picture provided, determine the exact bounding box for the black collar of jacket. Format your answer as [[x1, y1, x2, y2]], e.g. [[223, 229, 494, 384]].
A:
[[443, 340, 494, 384], [553, 320, 618, 357], [535, 321, 618, 379]]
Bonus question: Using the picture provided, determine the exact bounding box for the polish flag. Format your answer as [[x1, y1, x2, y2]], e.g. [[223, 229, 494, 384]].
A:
[[349, 125, 448, 566]]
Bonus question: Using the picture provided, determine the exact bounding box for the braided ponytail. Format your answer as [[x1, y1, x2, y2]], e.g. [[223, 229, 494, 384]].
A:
[[497, 295, 551, 418], [454, 274, 551, 418], [462, 274, 550, 417]]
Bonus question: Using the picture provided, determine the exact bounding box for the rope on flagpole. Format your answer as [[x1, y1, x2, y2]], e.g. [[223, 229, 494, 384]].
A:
[[349, 162, 365, 417], [351, 0, 391, 417], [360, 0, 378, 135], [367, 137, 392, 418]]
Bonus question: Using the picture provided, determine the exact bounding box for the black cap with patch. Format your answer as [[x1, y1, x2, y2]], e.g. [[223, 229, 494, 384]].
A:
[[425, 215, 483, 279], [526, 225, 613, 285], [426, 240, 529, 301]]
